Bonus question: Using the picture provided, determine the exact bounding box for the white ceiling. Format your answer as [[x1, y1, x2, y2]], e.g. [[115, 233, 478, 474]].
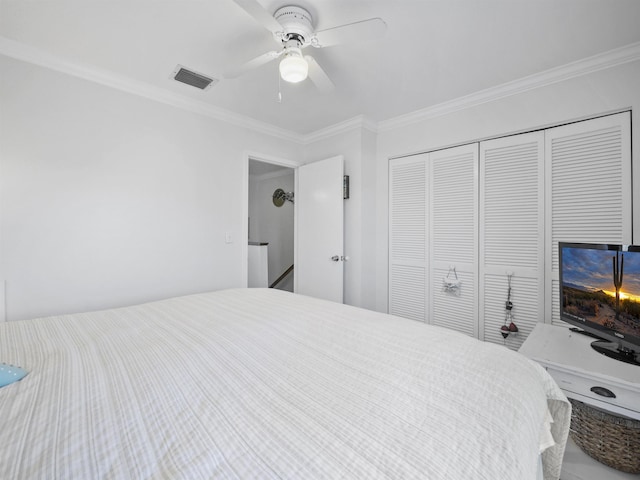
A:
[[2, 0, 640, 134]]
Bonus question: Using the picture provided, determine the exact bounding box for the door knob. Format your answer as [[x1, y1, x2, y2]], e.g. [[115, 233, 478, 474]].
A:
[[331, 255, 340, 262]]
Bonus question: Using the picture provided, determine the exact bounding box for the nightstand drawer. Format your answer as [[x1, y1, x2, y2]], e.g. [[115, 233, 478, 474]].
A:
[[548, 367, 639, 414]]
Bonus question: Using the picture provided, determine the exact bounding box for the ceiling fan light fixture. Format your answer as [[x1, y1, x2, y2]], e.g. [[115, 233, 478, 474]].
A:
[[279, 47, 308, 83]]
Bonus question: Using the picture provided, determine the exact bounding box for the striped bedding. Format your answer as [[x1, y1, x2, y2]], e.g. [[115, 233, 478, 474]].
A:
[[0, 288, 570, 479]]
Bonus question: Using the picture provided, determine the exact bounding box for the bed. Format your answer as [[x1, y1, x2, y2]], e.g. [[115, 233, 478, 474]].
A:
[[0, 288, 570, 479]]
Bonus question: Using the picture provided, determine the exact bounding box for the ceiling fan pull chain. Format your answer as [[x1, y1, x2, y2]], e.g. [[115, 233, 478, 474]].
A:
[[277, 72, 282, 103]]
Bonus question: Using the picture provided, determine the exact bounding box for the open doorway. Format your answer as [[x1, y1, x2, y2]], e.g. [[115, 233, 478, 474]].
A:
[[248, 159, 295, 291]]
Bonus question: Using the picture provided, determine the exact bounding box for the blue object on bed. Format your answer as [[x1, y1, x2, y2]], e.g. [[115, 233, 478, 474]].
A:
[[0, 363, 27, 387]]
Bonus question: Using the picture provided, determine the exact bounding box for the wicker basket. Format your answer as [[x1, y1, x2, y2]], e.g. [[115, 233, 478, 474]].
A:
[[568, 398, 640, 473]]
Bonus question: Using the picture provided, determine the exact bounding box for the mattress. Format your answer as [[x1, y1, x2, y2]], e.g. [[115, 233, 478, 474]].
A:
[[0, 288, 570, 479]]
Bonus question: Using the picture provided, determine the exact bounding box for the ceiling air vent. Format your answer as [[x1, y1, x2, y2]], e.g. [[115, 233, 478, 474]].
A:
[[172, 65, 218, 90]]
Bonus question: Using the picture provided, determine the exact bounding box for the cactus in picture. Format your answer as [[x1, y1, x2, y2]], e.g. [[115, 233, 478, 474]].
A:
[[613, 251, 624, 320]]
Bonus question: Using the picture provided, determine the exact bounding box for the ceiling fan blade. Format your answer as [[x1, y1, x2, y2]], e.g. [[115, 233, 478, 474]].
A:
[[305, 56, 335, 94], [223, 50, 281, 79], [231, 0, 282, 33], [313, 18, 387, 48]]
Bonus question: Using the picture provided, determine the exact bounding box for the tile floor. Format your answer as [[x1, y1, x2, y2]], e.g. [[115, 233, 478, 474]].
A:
[[560, 437, 639, 479]]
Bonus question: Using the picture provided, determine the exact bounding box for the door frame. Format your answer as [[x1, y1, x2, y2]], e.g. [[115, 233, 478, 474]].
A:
[[242, 151, 301, 287]]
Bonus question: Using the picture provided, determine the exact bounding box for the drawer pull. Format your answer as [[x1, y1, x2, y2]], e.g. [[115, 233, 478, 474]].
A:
[[590, 386, 616, 398]]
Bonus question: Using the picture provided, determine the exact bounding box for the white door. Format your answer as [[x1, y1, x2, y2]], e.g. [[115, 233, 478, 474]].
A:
[[479, 132, 544, 350], [295, 156, 344, 303], [388, 156, 427, 321], [544, 112, 632, 324]]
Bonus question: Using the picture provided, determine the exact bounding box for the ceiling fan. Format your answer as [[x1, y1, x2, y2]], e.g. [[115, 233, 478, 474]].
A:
[[224, 0, 387, 92]]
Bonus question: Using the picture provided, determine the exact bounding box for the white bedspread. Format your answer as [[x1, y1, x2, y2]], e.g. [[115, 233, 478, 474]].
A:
[[0, 288, 570, 479]]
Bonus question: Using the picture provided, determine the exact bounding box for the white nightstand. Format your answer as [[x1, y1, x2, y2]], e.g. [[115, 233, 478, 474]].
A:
[[519, 323, 640, 480]]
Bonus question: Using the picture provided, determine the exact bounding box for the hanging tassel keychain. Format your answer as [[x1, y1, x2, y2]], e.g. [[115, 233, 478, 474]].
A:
[[500, 272, 518, 339]]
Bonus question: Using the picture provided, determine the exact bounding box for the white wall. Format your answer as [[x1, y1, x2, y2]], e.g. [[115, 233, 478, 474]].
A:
[[360, 128, 379, 311], [4, 53, 639, 321], [248, 168, 294, 290], [373, 60, 640, 313], [0, 55, 302, 321]]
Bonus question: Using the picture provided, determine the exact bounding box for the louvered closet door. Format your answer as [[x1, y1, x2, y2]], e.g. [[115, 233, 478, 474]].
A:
[[545, 112, 632, 325], [389, 155, 427, 321], [429, 144, 478, 336], [480, 132, 545, 350]]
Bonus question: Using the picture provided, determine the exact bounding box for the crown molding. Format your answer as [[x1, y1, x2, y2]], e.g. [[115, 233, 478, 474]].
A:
[[378, 41, 640, 132], [0, 35, 375, 144], [300, 115, 378, 144], [0, 36, 305, 144], [4, 35, 640, 143]]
